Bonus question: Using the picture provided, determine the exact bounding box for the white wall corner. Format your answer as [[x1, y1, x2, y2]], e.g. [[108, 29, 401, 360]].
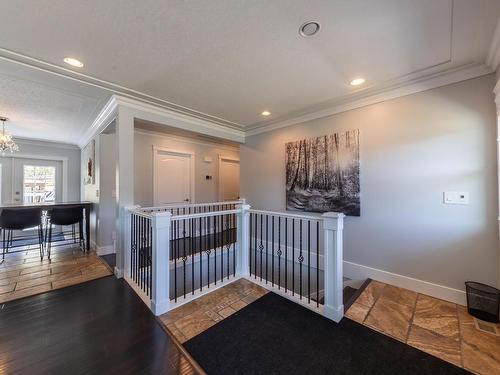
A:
[[487, 19, 500, 73]]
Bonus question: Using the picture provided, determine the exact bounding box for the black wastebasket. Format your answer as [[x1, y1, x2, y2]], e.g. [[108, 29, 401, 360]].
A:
[[465, 281, 500, 323]]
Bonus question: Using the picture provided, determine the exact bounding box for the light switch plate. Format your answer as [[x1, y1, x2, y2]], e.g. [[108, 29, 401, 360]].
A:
[[443, 191, 469, 205]]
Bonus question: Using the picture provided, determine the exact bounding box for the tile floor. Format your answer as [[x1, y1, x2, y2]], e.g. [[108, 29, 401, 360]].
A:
[[159, 278, 269, 343], [345, 280, 500, 375], [161, 278, 499, 375], [0, 245, 112, 303]]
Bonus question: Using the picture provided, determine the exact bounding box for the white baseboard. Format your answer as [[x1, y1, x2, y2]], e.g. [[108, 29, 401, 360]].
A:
[[343, 260, 466, 306], [96, 245, 115, 256]]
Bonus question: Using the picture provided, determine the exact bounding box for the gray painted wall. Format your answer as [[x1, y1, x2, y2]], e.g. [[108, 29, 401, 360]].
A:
[[134, 130, 240, 206], [82, 132, 117, 251], [241, 74, 499, 291]]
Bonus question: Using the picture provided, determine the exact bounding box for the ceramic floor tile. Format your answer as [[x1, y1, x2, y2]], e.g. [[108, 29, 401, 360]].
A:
[[218, 306, 236, 318], [355, 280, 386, 308], [160, 302, 203, 325], [0, 283, 16, 294], [231, 300, 248, 311], [460, 322, 500, 375], [364, 296, 413, 342], [407, 325, 462, 367], [381, 284, 417, 308], [415, 294, 458, 318], [345, 302, 370, 324], [174, 310, 216, 340], [412, 315, 460, 340], [0, 282, 52, 303], [167, 323, 188, 344]]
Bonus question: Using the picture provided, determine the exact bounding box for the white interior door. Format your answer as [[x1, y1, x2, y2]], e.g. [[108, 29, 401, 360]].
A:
[[154, 149, 193, 205], [219, 157, 240, 201], [12, 158, 63, 204]]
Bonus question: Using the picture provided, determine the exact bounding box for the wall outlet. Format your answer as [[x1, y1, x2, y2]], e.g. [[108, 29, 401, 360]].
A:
[[443, 192, 469, 205]]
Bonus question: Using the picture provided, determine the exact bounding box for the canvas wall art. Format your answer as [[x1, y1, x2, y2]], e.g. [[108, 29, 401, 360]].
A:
[[82, 139, 95, 185], [285, 129, 360, 216]]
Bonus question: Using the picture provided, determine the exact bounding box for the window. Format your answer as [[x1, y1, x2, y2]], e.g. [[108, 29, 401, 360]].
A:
[[23, 165, 56, 203]]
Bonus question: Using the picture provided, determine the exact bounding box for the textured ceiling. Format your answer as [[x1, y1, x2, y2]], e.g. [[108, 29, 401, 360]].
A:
[[0, 60, 111, 144], [0, 0, 499, 143]]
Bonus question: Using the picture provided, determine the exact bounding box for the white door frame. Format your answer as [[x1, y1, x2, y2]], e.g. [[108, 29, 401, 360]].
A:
[[152, 146, 195, 206], [218, 155, 240, 201], [8, 153, 68, 202]]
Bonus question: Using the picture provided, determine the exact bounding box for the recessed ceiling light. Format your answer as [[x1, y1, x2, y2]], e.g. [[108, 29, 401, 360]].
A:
[[350, 78, 365, 86], [299, 21, 320, 37], [63, 57, 84, 68], [261, 111, 271, 116]]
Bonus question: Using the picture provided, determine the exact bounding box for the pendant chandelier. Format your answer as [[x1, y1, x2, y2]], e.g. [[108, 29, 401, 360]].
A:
[[0, 117, 19, 155]]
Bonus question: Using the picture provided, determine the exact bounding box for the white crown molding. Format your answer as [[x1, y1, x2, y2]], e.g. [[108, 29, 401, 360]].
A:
[[135, 128, 240, 152], [486, 19, 500, 72], [13, 136, 80, 150], [245, 62, 494, 136], [78, 95, 118, 148], [79, 94, 246, 148], [113, 95, 245, 144], [0, 48, 244, 131]]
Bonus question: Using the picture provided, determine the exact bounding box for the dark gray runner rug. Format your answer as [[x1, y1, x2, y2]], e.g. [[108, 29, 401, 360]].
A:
[[184, 292, 470, 375]]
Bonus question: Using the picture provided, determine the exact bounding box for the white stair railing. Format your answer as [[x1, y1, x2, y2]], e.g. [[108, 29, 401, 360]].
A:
[[123, 202, 344, 321]]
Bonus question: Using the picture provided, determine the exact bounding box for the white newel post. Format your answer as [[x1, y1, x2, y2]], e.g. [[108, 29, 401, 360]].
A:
[[123, 206, 140, 279], [236, 204, 251, 277], [322, 212, 345, 322], [151, 211, 171, 316]]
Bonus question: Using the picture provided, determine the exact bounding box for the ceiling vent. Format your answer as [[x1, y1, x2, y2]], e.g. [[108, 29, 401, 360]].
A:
[[299, 21, 320, 37]]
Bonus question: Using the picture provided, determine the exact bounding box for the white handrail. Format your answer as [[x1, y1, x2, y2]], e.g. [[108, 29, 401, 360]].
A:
[[171, 209, 239, 221], [141, 199, 244, 212], [249, 209, 324, 221]]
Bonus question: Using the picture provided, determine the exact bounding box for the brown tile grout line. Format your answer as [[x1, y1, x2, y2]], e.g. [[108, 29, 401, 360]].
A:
[[360, 281, 384, 324], [404, 292, 420, 344], [456, 304, 465, 369], [5, 258, 105, 292]]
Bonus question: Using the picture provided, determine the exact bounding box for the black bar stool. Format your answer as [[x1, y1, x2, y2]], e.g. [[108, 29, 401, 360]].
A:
[[46, 206, 85, 259], [0, 208, 44, 262]]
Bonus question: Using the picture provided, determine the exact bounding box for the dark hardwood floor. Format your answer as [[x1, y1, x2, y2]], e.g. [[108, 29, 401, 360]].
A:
[[0, 275, 201, 374]]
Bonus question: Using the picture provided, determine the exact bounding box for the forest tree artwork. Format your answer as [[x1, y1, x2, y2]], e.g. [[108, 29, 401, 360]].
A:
[[286, 129, 360, 216]]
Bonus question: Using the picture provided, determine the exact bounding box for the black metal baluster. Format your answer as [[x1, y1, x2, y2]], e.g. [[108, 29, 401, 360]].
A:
[[265, 215, 269, 284], [220, 214, 224, 282], [174, 220, 177, 302], [191, 218, 195, 295], [226, 214, 230, 280], [285, 217, 288, 293], [299, 219, 303, 300], [131, 215, 135, 282], [206, 216, 211, 288], [316, 221, 320, 307], [182, 219, 187, 298], [292, 218, 295, 296], [199, 217, 203, 292], [249, 213, 253, 276], [254, 213, 257, 277], [259, 214, 263, 281], [140, 217, 144, 291], [308, 220, 311, 304], [214, 215, 218, 285], [149, 218, 152, 297], [278, 216, 281, 290], [271, 216, 274, 286]]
